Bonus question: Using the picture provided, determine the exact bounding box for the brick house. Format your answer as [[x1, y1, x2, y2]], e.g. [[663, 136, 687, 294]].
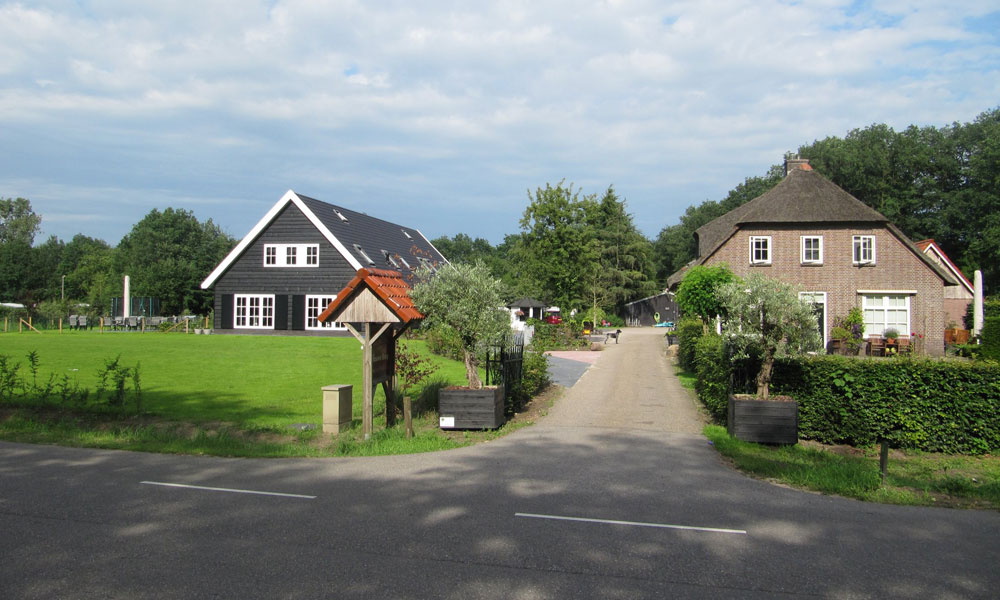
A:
[[200, 190, 447, 335], [668, 158, 958, 355]]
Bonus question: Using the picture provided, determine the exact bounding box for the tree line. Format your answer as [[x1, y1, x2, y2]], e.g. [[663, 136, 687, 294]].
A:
[[0, 199, 235, 318], [4, 106, 996, 321]]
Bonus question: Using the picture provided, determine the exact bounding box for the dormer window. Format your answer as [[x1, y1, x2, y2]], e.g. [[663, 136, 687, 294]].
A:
[[263, 244, 319, 267], [354, 244, 375, 265], [853, 235, 875, 265], [749, 236, 771, 265]]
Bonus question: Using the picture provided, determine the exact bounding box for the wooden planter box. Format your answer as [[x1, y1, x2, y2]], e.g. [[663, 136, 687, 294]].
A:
[[727, 394, 798, 445], [439, 385, 505, 430]]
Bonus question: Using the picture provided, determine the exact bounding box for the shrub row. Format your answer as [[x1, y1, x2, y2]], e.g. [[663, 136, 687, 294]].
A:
[[676, 318, 704, 371], [772, 357, 1000, 454]]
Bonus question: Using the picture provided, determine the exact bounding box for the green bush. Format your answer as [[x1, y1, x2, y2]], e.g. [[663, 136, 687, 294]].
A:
[[979, 317, 1000, 361], [422, 325, 464, 361], [694, 333, 729, 421], [771, 356, 1000, 454], [676, 318, 704, 371], [510, 350, 550, 413], [529, 321, 587, 352]]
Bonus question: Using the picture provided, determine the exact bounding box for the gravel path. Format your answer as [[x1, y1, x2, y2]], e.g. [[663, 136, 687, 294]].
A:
[[541, 327, 706, 434]]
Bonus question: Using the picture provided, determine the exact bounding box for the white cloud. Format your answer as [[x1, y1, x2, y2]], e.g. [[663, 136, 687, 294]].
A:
[[0, 0, 997, 245]]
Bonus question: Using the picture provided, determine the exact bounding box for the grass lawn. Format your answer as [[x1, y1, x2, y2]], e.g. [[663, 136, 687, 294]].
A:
[[0, 330, 525, 456], [0, 330, 468, 427]]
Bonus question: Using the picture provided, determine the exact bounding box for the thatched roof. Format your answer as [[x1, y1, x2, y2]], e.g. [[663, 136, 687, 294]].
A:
[[665, 164, 957, 288], [695, 167, 886, 257]]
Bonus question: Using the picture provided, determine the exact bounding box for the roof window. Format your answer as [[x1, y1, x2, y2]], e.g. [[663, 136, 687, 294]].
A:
[[334, 209, 349, 222], [402, 229, 412, 239], [353, 243, 375, 265], [382, 250, 400, 268]]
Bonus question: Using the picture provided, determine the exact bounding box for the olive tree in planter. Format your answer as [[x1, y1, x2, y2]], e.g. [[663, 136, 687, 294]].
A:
[[717, 273, 821, 444], [410, 261, 510, 429]]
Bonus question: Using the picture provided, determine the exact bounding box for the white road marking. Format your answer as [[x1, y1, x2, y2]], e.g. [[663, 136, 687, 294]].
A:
[[515, 512, 746, 535], [141, 481, 316, 499]]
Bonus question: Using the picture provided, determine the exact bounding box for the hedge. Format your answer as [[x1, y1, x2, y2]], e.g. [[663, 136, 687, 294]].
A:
[[979, 317, 1000, 361], [676, 318, 704, 372], [694, 333, 728, 421], [773, 357, 1000, 454], [692, 351, 1000, 454]]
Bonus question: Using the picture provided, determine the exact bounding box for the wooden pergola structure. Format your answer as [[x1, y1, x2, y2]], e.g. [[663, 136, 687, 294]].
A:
[[318, 268, 423, 439]]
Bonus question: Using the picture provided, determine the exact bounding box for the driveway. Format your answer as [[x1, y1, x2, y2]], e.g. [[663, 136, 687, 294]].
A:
[[1, 328, 998, 599]]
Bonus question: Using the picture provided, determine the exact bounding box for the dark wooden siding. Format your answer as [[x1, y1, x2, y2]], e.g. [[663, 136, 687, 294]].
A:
[[211, 204, 358, 334]]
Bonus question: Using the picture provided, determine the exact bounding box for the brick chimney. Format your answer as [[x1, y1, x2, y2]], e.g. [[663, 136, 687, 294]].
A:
[[784, 155, 811, 175]]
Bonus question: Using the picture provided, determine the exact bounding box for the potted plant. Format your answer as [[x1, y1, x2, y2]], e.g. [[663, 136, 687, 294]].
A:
[[829, 326, 851, 355], [717, 274, 822, 444], [883, 328, 899, 355], [410, 261, 510, 429]]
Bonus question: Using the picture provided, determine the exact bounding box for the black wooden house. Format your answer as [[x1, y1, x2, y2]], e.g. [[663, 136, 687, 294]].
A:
[[200, 190, 447, 335]]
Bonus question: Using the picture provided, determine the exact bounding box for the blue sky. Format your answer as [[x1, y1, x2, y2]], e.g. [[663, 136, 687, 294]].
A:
[[2, 0, 998, 247]]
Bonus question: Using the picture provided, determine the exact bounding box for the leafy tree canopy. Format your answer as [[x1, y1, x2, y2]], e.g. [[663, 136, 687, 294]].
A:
[[0, 197, 41, 246], [410, 261, 509, 389], [675, 264, 736, 322], [717, 273, 821, 399], [115, 208, 235, 315]]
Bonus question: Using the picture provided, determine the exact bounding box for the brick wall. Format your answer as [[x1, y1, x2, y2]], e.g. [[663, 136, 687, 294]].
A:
[[704, 223, 947, 355]]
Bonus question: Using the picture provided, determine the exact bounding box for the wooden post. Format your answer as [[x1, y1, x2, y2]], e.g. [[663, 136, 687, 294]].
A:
[[363, 322, 373, 439], [185, 318, 189, 334], [404, 396, 413, 439], [205, 316, 209, 329], [879, 438, 890, 485], [19, 318, 22, 333], [4, 317, 7, 332], [59, 318, 63, 333]]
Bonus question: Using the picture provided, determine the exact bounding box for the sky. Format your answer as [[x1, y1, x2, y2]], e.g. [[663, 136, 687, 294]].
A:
[[2, 1, 998, 248]]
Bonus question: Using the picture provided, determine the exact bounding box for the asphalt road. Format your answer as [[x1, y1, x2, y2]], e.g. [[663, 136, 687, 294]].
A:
[[2, 328, 998, 599]]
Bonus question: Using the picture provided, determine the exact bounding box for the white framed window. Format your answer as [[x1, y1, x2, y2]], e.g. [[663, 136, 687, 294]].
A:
[[398, 255, 411, 269], [801, 236, 823, 264], [749, 236, 771, 265], [862, 294, 909, 337], [234, 294, 275, 329], [306, 295, 346, 331], [853, 235, 875, 265], [382, 250, 400, 269], [263, 244, 319, 267]]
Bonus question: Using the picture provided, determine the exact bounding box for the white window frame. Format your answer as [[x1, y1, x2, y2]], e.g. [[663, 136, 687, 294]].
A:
[[305, 295, 346, 331], [861, 293, 910, 337], [853, 235, 875, 265], [263, 244, 319, 268], [749, 236, 772, 265], [234, 294, 275, 329], [801, 236, 823, 265]]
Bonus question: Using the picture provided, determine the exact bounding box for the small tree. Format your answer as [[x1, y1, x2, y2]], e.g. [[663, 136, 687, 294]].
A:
[[410, 261, 509, 389], [717, 273, 821, 399], [675, 265, 735, 324]]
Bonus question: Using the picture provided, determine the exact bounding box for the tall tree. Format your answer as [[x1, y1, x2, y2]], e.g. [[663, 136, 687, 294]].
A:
[[590, 186, 657, 309], [0, 197, 41, 246], [515, 181, 600, 310], [115, 208, 235, 315]]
